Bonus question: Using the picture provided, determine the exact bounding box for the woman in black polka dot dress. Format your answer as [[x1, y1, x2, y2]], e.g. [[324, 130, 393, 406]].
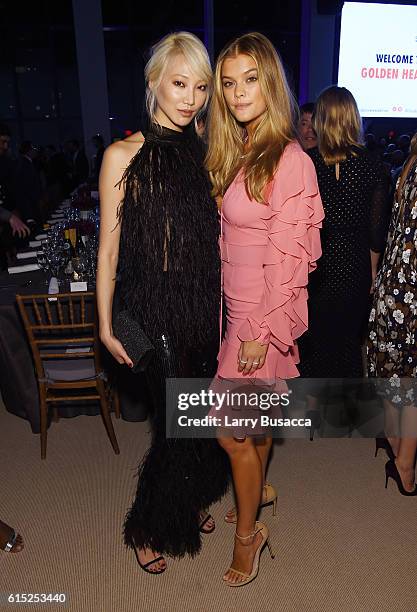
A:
[[298, 87, 390, 383]]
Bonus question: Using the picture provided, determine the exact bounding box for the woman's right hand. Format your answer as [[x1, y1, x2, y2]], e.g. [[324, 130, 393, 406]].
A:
[[100, 332, 133, 368]]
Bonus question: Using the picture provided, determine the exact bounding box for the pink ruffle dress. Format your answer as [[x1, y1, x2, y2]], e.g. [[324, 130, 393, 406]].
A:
[[216, 141, 324, 384]]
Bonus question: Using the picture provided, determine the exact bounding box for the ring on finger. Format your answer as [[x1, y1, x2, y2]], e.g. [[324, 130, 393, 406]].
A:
[[239, 359, 248, 364], [252, 361, 259, 366]]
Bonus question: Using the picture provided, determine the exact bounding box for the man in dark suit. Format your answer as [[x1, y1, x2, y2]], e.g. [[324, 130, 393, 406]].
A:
[[13, 141, 42, 224], [0, 123, 16, 213], [66, 139, 89, 189], [0, 126, 30, 268], [91, 134, 105, 182]]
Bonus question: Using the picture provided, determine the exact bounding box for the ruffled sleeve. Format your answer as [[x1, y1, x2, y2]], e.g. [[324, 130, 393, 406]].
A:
[[237, 143, 324, 353]]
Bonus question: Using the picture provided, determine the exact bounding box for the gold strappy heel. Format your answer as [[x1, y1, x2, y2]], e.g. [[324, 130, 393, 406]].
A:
[[223, 521, 275, 587], [224, 483, 277, 524]]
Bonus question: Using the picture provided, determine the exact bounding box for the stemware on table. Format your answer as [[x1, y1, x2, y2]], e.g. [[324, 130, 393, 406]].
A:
[[32, 193, 100, 289]]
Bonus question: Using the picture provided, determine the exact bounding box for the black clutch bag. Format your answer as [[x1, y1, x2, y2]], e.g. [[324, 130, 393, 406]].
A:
[[112, 309, 155, 373]]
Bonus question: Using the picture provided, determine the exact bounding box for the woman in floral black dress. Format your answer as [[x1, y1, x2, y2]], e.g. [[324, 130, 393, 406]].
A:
[[367, 132, 417, 495]]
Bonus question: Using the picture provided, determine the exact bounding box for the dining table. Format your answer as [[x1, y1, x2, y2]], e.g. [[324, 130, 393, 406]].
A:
[[0, 198, 149, 434]]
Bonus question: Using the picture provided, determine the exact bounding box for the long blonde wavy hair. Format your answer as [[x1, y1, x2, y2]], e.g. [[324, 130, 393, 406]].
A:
[[313, 86, 363, 165], [206, 32, 297, 203]]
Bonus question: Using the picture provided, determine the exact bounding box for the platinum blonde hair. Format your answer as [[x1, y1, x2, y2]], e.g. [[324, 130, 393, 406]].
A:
[[145, 32, 212, 123]]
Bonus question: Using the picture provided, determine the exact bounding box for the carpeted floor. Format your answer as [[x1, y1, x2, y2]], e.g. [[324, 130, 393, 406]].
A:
[[1, 402, 417, 612]]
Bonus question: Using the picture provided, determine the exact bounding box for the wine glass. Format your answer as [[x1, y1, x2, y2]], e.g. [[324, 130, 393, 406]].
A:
[[36, 250, 49, 286], [46, 250, 64, 286], [61, 241, 71, 264], [72, 256, 87, 282]]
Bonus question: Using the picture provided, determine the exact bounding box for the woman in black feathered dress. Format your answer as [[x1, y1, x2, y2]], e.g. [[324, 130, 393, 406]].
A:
[[96, 32, 229, 574]]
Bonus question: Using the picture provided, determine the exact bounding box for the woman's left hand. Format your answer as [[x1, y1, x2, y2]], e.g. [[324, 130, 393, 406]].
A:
[[238, 340, 269, 375]]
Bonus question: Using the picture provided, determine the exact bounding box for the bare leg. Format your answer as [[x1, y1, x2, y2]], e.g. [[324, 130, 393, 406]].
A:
[[224, 436, 273, 522], [383, 399, 400, 456], [218, 435, 263, 585], [254, 436, 272, 485], [395, 404, 417, 492], [395, 438, 417, 492], [306, 394, 319, 412]]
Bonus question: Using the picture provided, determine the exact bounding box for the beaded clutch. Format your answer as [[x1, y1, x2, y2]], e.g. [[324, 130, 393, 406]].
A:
[[112, 309, 155, 373]]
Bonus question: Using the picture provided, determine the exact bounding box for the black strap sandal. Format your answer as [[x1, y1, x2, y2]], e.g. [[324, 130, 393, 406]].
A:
[[199, 512, 215, 534], [1, 526, 23, 553], [132, 547, 167, 574], [3, 530, 17, 552]]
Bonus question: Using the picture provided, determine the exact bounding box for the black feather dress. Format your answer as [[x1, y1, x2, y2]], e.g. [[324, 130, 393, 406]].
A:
[[118, 124, 229, 558]]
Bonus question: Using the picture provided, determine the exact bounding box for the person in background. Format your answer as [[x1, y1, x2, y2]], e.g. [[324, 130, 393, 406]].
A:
[[365, 133, 381, 160], [0, 123, 16, 213], [368, 132, 417, 496], [13, 141, 42, 226], [66, 139, 89, 189], [92, 134, 105, 182], [297, 86, 390, 429], [298, 102, 317, 150], [40, 145, 68, 210], [0, 125, 30, 267], [397, 134, 411, 157], [0, 124, 10, 155], [377, 136, 387, 159], [365, 133, 376, 150], [0, 183, 30, 269], [45, 145, 71, 199], [390, 149, 405, 184]]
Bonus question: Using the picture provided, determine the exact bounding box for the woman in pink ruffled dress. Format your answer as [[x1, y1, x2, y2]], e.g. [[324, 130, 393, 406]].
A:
[[206, 33, 324, 586]]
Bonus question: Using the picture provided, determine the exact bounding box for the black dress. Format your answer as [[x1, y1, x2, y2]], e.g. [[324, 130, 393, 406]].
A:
[[117, 125, 229, 558], [298, 147, 390, 378]]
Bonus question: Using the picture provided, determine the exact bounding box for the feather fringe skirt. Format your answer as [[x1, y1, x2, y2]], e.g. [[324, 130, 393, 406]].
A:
[[123, 334, 229, 558]]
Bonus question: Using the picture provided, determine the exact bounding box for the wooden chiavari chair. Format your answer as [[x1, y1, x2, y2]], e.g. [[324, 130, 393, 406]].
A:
[[16, 292, 120, 459]]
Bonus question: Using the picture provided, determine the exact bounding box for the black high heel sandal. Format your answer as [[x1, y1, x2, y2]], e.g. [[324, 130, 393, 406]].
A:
[[306, 410, 321, 441], [385, 460, 417, 496], [132, 544, 167, 574], [375, 436, 396, 461], [199, 512, 215, 534]]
